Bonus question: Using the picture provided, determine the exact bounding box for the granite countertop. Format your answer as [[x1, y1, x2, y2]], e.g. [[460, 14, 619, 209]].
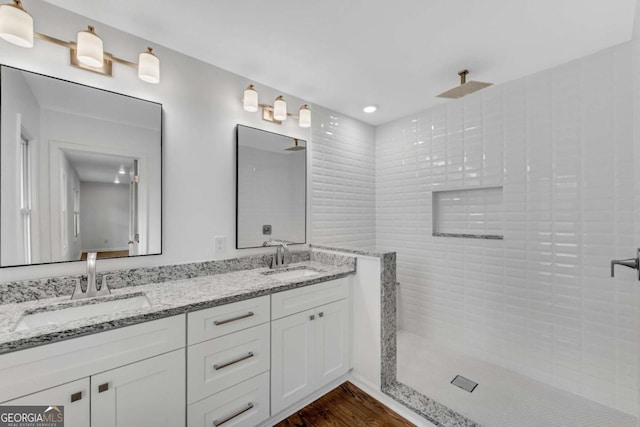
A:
[[0, 260, 355, 355], [310, 244, 396, 258]]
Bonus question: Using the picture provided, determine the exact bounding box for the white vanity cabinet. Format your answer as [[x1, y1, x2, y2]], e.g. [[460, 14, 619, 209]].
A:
[[0, 315, 186, 427], [186, 296, 272, 427], [270, 278, 351, 415], [2, 378, 90, 427], [91, 349, 185, 427]]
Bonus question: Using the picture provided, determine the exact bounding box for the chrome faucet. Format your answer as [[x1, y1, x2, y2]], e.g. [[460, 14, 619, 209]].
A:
[[72, 252, 111, 299], [263, 239, 290, 269]]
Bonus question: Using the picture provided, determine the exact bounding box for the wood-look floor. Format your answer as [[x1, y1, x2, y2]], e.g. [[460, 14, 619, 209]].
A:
[[80, 250, 129, 260], [275, 382, 415, 427]]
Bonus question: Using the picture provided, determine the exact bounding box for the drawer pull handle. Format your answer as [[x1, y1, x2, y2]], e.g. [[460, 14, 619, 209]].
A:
[[70, 392, 82, 402], [310, 315, 315, 321], [98, 383, 109, 393], [319, 312, 324, 318], [213, 352, 254, 370], [213, 311, 254, 326], [213, 402, 254, 426]]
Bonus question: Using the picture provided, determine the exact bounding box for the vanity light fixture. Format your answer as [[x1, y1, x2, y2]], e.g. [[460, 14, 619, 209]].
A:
[[0, 0, 161, 84], [243, 84, 259, 112], [241, 84, 311, 128], [0, 0, 32, 48], [273, 96, 287, 121], [76, 26, 103, 68], [298, 105, 311, 128]]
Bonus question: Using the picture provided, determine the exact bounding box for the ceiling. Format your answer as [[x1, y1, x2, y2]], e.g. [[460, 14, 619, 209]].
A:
[[44, 0, 637, 125], [23, 70, 161, 130], [64, 150, 133, 184]]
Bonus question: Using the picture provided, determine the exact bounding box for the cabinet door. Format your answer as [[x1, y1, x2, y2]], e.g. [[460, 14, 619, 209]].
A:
[[91, 349, 185, 427], [315, 299, 351, 387], [270, 308, 316, 415], [1, 378, 89, 427]]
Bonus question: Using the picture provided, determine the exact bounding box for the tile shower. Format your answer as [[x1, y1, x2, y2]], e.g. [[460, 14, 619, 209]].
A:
[[375, 41, 638, 425]]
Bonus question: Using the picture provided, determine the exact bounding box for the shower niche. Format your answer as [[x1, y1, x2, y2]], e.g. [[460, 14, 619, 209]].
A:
[[432, 186, 503, 239]]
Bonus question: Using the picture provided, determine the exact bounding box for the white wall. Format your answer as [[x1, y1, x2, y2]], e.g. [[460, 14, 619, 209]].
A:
[[0, 0, 326, 280], [0, 68, 42, 266], [80, 182, 129, 252], [377, 43, 638, 415]]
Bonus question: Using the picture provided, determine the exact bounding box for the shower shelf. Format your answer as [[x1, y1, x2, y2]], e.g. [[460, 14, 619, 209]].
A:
[[432, 186, 504, 240]]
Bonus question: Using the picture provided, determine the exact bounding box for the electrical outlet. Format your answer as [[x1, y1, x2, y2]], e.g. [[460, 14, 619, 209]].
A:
[[214, 236, 226, 256]]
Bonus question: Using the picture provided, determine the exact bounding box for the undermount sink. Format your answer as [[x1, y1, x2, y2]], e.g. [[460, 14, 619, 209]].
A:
[[262, 267, 320, 281], [14, 294, 152, 332]]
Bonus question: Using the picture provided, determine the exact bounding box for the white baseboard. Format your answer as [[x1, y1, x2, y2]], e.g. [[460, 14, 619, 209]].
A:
[[346, 375, 436, 427]]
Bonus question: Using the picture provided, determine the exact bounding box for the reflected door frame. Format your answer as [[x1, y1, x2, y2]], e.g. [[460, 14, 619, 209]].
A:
[[48, 140, 149, 261]]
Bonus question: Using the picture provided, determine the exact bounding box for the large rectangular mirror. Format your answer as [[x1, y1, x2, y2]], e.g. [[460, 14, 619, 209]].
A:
[[1, 65, 162, 267], [236, 125, 306, 249]]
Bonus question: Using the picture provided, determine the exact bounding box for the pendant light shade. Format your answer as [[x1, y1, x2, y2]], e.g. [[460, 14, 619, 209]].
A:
[[273, 96, 287, 121], [0, 0, 33, 48], [76, 26, 103, 68], [138, 47, 160, 84], [299, 105, 311, 128], [243, 84, 259, 112]]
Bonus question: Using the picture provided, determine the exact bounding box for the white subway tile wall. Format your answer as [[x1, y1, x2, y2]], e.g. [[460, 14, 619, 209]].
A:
[[310, 105, 376, 248], [376, 43, 639, 415]]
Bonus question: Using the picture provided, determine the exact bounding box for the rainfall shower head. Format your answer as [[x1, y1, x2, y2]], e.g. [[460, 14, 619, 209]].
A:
[[285, 139, 306, 151], [437, 70, 493, 99]]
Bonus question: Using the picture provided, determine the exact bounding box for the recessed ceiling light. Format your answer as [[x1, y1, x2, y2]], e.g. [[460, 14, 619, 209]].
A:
[[118, 165, 126, 174], [363, 105, 377, 113], [114, 176, 120, 184]]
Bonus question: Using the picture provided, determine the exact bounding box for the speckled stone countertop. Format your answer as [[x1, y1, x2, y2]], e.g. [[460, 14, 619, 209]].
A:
[[0, 259, 355, 355], [309, 244, 396, 258]]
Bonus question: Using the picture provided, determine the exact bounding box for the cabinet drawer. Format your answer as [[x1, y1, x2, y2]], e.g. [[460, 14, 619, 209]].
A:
[[187, 372, 269, 427], [271, 277, 350, 320], [0, 315, 185, 403], [187, 323, 270, 403], [188, 296, 270, 345]]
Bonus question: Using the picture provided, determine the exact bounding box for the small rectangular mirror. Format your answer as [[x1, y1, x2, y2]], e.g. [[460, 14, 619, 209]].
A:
[[0, 65, 162, 267], [236, 125, 306, 249]]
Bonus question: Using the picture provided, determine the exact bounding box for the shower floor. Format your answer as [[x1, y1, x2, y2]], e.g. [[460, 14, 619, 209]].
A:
[[396, 330, 636, 427]]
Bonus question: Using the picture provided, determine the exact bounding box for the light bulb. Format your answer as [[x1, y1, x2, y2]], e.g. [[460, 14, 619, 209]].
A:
[[243, 84, 258, 112], [76, 26, 103, 68], [138, 47, 160, 84], [0, 0, 33, 48], [118, 165, 126, 175], [273, 96, 287, 121], [114, 176, 120, 184], [298, 105, 311, 128]]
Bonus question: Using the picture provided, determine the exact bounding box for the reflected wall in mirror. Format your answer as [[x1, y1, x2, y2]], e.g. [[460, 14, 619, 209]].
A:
[[1, 65, 162, 267], [236, 125, 306, 249]]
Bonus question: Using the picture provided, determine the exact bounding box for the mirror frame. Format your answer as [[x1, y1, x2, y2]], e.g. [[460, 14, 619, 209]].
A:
[[235, 124, 307, 249], [0, 64, 163, 268]]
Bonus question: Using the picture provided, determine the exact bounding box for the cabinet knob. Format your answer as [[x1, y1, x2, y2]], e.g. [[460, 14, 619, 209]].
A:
[[98, 383, 109, 393], [319, 312, 324, 318], [309, 315, 315, 321], [70, 392, 82, 402]]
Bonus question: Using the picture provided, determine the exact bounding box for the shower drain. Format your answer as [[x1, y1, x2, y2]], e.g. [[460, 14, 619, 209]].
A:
[[451, 375, 478, 393]]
